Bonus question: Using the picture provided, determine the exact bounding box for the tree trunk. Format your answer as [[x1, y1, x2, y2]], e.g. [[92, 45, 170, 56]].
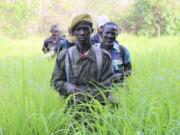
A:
[[155, 23, 161, 37]]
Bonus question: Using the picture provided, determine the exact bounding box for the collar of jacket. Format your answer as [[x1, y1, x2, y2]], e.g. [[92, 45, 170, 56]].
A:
[[72, 45, 96, 63]]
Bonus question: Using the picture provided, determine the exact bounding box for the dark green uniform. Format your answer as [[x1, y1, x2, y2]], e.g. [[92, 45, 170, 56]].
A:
[[42, 24, 65, 54], [51, 44, 113, 102], [42, 36, 63, 53]]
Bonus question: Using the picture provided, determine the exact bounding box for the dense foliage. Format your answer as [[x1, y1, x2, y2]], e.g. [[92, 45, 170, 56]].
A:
[[0, 0, 179, 37]]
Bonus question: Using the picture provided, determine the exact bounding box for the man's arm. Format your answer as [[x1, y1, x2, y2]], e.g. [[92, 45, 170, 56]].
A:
[[124, 62, 132, 77], [50, 51, 66, 95], [99, 51, 113, 87], [42, 40, 49, 53], [123, 48, 132, 77], [50, 50, 78, 96], [99, 51, 114, 102]]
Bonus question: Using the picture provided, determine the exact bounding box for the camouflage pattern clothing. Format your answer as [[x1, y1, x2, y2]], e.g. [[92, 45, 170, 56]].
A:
[[51, 44, 113, 102]]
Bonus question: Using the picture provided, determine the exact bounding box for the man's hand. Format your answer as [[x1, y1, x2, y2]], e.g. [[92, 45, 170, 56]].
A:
[[65, 83, 76, 95], [123, 70, 131, 77], [108, 93, 119, 107], [65, 83, 85, 96], [44, 50, 55, 58], [108, 93, 116, 102], [113, 73, 124, 82]]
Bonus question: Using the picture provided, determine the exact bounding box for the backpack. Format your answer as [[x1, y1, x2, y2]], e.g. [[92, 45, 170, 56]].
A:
[[65, 46, 103, 82], [118, 44, 126, 65]]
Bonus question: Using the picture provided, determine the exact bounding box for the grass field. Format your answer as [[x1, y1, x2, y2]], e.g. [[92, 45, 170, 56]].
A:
[[0, 35, 180, 135]]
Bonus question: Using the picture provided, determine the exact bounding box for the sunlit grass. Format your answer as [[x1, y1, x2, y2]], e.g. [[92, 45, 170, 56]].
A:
[[0, 35, 180, 134]]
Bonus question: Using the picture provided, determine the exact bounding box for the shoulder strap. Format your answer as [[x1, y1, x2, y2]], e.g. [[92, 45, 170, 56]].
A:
[[65, 50, 70, 82], [92, 46, 103, 81], [119, 45, 126, 64], [68, 46, 76, 63], [56, 39, 63, 55], [65, 46, 76, 82]]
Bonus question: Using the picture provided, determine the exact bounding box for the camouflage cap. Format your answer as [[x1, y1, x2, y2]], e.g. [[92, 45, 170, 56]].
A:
[[50, 25, 60, 33], [68, 13, 92, 33]]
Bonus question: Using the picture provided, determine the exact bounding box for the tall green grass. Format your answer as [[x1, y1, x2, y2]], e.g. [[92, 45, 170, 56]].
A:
[[0, 35, 179, 135]]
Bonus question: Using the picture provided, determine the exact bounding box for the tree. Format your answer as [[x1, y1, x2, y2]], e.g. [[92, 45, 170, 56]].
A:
[[124, 0, 180, 36]]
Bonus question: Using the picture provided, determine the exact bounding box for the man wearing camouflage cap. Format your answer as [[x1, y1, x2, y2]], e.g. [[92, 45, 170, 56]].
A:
[[51, 13, 114, 104]]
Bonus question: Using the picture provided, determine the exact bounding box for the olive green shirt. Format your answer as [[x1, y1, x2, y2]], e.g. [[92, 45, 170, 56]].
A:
[[51, 45, 113, 99]]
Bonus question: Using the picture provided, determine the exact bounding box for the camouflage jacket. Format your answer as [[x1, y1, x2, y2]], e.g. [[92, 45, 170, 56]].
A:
[[51, 45, 113, 101]]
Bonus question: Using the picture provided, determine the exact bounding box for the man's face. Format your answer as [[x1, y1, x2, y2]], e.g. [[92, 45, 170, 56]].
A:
[[51, 31, 59, 39], [73, 23, 91, 44], [97, 26, 103, 36], [102, 24, 118, 46]]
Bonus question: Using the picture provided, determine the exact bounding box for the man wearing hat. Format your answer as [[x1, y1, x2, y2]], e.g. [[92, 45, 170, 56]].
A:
[[91, 15, 110, 44], [42, 24, 66, 56], [51, 13, 114, 104]]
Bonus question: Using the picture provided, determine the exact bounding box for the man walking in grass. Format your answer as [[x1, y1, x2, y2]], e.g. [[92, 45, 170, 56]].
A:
[[51, 13, 114, 104], [94, 22, 132, 86], [42, 24, 66, 57]]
